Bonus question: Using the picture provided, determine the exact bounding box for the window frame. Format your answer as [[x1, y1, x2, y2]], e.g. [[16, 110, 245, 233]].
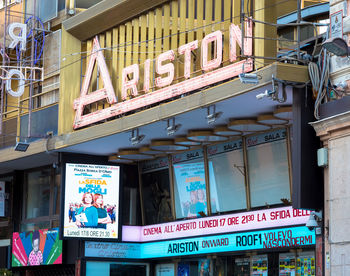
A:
[[20, 165, 60, 230], [138, 127, 292, 225]]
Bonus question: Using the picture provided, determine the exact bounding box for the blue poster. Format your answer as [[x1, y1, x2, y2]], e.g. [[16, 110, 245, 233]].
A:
[[173, 162, 207, 218]]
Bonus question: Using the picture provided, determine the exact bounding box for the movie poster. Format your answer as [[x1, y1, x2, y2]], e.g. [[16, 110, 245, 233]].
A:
[[63, 163, 120, 240], [12, 228, 62, 267], [173, 162, 207, 218], [198, 259, 212, 276]]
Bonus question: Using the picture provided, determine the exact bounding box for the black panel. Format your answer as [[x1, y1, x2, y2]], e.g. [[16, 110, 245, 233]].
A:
[[0, 246, 9, 269], [292, 88, 323, 210]]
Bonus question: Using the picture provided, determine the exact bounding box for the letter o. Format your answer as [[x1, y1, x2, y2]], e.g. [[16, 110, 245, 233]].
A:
[[6, 69, 25, 97]]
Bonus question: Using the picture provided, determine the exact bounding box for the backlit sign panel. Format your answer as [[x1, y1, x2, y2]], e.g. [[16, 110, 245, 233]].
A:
[[63, 163, 120, 240], [85, 226, 315, 259], [122, 206, 310, 242]]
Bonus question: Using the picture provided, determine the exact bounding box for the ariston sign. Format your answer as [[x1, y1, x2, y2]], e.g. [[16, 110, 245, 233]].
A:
[[73, 20, 254, 129]]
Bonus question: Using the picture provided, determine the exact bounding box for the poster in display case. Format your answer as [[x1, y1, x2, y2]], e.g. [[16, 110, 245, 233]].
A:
[[279, 252, 296, 276], [234, 257, 250, 276], [251, 255, 268, 276], [296, 252, 315, 276]]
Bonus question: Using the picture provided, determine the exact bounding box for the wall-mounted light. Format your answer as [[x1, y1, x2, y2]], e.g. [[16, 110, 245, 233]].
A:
[[14, 141, 30, 152], [166, 118, 181, 136], [322, 37, 350, 56], [239, 73, 259, 84], [129, 128, 145, 146], [206, 105, 222, 125]]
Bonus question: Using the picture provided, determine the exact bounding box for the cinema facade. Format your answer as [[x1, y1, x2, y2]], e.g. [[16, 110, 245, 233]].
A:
[[0, 0, 325, 275]]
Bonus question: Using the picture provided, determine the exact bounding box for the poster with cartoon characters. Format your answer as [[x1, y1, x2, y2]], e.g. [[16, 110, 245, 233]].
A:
[[63, 163, 120, 240], [12, 228, 62, 267]]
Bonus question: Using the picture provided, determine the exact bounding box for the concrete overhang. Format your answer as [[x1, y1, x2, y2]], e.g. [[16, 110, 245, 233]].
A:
[[0, 62, 308, 174], [63, 0, 169, 41]]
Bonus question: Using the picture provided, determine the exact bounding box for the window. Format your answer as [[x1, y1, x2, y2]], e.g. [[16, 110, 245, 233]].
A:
[[141, 157, 172, 225], [138, 128, 291, 222], [173, 149, 208, 219], [207, 139, 247, 213], [25, 168, 51, 219], [247, 129, 290, 208], [21, 166, 60, 231]]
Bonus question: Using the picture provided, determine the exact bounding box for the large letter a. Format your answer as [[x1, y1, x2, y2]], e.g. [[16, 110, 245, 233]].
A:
[[73, 36, 117, 129]]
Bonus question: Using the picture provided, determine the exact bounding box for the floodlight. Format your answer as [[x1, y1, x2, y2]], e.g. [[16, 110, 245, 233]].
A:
[[322, 37, 350, 56], [166, 118, 181, 136], [14, 141, 30, 152], [239, 73, 259, 84], [129, 129, 145, 146]]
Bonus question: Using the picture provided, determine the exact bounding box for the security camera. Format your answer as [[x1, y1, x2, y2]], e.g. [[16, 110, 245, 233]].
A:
[[306, 211, 322, 231]]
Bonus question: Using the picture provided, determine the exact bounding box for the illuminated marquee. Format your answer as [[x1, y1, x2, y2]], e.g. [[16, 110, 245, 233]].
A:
[[122, 206, 311, 242], [73, 20, 253, 129], [85, 226, 315, 259]]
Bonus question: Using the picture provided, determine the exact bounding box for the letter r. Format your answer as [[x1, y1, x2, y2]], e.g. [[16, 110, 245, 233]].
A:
[[8, 23, 27, 51]]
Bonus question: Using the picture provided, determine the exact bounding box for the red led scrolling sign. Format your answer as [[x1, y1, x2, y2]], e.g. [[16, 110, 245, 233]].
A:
[[73, 20, 254, 129]]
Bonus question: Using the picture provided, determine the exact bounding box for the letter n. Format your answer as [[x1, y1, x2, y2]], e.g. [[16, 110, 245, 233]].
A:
[[73, 36, 117, 129]]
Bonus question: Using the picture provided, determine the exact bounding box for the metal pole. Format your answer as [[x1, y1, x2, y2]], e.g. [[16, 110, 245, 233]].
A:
[[297, 0, 301, 61], [0, 1, 8, 135], [241, 0, 245, 57], [28, 0, 36, 138]]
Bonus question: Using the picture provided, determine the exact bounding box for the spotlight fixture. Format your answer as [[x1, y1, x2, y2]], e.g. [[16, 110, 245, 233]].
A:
[[228, 119, 271, 133], [239, 73, 259, 84], [151, 139, 189, 152], [187, 130, 228, 142], [117, 148, 153, 161], [322, 37, 350, 56], [257, 114, 288, 125], [129, 128, 145, 146], [166, 118, 181, 136], [206, 105, 222, 125], [14, 141, 30, 152]]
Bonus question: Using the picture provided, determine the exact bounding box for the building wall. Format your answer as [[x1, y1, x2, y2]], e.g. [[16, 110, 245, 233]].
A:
[[328, 133, 350, 275]]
